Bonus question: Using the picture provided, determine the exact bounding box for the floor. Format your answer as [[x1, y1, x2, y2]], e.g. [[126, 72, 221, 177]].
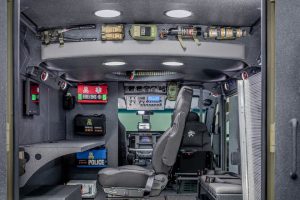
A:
[[92, 188, 198, 200]]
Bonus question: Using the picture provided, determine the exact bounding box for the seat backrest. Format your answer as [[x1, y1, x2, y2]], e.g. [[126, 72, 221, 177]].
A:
[[152, 86, 193, 174], [118, 119, 127, 166], [181, 112, 212, 151]]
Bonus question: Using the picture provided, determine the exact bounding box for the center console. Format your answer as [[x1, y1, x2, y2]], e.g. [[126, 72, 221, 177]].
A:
[[123, 82, 167, 165], [127, 131, 162, 166]]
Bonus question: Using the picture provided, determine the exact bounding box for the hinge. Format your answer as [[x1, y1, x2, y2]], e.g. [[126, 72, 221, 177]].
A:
[[270, 123, 275, 153]]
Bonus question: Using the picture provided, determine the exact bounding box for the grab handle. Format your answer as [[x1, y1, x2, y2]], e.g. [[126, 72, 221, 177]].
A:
[[290, 118, 299, 180]]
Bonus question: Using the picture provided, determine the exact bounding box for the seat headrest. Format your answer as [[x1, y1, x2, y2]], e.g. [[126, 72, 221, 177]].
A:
[[171, 86, 193, 123], [186, 112, 200, 122]]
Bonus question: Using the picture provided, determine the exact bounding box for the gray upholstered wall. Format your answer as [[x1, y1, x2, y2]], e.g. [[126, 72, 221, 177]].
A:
[[18, 22, 66, 194], [19, 24, 66, 145], [275, 0, 300, 199], [0, 0, 7, 199], [65, 82, 119, 167], [18, 81, 66, 145]]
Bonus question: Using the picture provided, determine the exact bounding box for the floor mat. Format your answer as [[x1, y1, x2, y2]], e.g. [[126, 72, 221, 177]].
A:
[[92, 187, 198, 200]]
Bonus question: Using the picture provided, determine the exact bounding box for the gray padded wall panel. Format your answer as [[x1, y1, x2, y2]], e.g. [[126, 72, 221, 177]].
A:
[[66, 82, 119, 167], [20, 23, 42, 71], [275, 0, 300, 199], [18, 81, 66, 145], [20, 159, 63, 196], [0, 0, 7, 199], [19, 23, 66, 145]]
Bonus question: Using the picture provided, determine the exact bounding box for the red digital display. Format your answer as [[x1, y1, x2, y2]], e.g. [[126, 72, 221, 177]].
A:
[[77, 84, 108, 104]]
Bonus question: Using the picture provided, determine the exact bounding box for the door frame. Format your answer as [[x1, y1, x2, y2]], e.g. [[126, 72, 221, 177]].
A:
[[0, 0, 8, 199]]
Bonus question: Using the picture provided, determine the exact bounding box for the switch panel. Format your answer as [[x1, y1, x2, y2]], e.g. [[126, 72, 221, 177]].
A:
[[125, 95, 166, 110]]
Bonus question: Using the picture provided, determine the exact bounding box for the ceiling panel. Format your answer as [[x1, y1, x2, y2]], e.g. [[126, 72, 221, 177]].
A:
[[21, 0, 260, 28], [41, 40, 246, 82], [45, 55, 246, 82]]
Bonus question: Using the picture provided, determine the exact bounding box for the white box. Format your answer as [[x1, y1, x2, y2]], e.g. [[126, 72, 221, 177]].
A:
[[67, 180, 98, 198]]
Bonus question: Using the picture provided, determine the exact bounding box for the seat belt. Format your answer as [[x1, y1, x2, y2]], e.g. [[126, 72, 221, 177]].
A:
[[144, 175, 155, 196]]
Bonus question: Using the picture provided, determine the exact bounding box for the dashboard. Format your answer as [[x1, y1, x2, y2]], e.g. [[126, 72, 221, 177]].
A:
[[124, 82, 167, 110]]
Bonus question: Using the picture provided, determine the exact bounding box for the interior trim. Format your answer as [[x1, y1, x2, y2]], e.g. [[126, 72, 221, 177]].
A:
[[41, 40, 245, 61]]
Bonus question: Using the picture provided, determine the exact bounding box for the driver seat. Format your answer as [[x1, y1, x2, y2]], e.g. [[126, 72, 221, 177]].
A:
[[98, 86, 193, 198]]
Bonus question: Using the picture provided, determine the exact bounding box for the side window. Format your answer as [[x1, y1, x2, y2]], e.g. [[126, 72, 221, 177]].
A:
[[118, 110, 173, 132]]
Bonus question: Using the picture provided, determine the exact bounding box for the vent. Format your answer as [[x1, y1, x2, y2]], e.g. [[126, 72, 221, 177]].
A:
[[107, 70, 183, 81], [238, 72, 262, 200], [112, 70, 177, 77]]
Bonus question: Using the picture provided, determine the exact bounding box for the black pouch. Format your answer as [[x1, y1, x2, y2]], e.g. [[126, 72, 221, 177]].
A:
[[74, 114, 106, 136]]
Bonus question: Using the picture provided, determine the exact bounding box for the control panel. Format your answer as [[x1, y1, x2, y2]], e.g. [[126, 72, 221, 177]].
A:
[[127, 132, 162, 166], [124, 82, 167, 94], [125, 95, 166, 110]]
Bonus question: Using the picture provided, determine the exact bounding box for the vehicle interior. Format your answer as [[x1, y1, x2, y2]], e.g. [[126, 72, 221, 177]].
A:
[[3, 0, 299, 200]]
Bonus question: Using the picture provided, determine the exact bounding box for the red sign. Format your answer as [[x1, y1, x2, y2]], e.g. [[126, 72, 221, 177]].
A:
[[77, 84, 108, 104]]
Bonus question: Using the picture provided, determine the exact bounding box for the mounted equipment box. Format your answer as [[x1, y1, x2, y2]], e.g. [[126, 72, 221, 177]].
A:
[[76, 147, 107, 168]]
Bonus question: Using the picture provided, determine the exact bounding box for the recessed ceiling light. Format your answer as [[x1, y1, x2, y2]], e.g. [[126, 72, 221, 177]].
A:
[[103, 61, 126, 66], [165, 10, 192, 18], [162, 61, 184, 66], [94, 10, 121, 18]]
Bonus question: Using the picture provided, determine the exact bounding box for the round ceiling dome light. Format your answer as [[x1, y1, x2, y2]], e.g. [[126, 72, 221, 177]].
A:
[[94, 9, 121, 18], [103, 61, 126, 66], [162, 61, 184, 66], [165, 9, 192, 18]]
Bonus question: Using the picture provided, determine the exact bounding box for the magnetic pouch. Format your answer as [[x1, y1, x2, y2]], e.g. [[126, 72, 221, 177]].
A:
[[74, 114, 106, 136]]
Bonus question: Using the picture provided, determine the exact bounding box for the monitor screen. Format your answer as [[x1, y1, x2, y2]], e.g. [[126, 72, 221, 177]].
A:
[[138, 122, 151, 131], [140, 136, 152, 143], [147, 96, 160, 102]]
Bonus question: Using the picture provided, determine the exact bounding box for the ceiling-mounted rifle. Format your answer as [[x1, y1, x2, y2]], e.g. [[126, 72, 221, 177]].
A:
[[38, 24, 97, 46], [160, 26, 201, 50]]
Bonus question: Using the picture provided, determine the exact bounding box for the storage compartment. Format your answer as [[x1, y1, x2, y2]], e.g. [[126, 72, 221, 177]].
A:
[[22, 185, 82, 200], [67, 180, 98, 198], [74, 114, 106, 136], [176, 177, 199, 194]]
